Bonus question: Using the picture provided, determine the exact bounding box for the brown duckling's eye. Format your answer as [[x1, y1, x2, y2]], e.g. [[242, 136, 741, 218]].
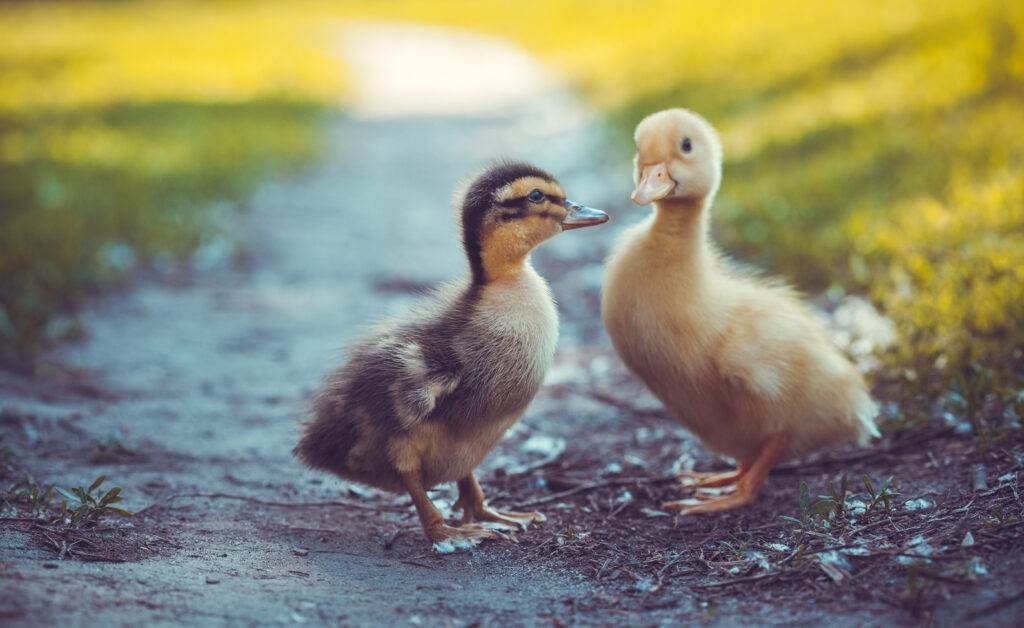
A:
[[527, 190, 545, 203], [681, 137, 693, 153]]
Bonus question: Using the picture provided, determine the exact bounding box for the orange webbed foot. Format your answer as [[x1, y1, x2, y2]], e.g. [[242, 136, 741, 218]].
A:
[[426, 522, 506, 552], [675, 467, 746, 490], [465, 506, 546, 531], [664, 435, 787, 516]]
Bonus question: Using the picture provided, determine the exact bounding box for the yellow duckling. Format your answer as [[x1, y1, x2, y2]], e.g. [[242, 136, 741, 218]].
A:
[[296, 162, 608, 544], [602, 109, 878, 514]]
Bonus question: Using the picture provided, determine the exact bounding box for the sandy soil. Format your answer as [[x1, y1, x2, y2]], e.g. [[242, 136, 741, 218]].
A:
[[2, 23, 1021, 627]]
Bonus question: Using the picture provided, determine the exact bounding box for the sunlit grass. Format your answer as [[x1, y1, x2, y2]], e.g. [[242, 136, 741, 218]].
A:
[[1, 0, 1021, 405], [0, 1, 347, 110], [0, 101, 325, 359], [389, 0, 1024, 409], [0, 1, 341, 362]]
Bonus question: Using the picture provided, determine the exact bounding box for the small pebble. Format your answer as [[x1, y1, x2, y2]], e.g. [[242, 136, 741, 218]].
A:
[[972, 464, 988, 491], [293, 548, 309, 557], [42, 563, 58, 570], [205, 576, 220, 585]]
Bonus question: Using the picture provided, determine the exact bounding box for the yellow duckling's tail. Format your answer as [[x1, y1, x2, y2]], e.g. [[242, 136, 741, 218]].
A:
[[853, 389, 882, 445]]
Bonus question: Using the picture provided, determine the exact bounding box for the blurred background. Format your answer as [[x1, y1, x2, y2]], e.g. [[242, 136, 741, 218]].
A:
[[1, 0, 1022, 427]]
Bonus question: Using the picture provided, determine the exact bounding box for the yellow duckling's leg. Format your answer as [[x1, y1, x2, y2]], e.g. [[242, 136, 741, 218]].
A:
[[455, 473, 546, 531], [400, 471, 500, 544], [662, 434, 787, 515]]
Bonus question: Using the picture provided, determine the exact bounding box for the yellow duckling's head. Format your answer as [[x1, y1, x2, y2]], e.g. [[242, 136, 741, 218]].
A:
[[459, 162, 607, 283], [632, 108, 723, 207]]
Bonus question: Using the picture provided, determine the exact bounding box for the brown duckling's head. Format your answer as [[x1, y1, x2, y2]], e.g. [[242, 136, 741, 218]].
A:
[[632, 108, 723, 207], [459, 161, 607, 284]]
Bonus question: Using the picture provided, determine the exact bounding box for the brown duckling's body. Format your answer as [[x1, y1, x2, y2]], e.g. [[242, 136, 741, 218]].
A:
[[296, 162, 607, 545]]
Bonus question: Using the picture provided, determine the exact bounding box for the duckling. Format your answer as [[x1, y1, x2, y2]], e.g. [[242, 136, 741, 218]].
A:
[[601, 109, 879, 515], [295, 162, 608, 544]]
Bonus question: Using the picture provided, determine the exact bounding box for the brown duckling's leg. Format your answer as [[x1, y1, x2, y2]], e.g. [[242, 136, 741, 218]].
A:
[[400, 471, 500, 544], [455, 473, 546, 531], [663, 434, 787, 515]]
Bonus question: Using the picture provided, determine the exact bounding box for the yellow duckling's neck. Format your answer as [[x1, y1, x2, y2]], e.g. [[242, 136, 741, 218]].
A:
[[650, 198, 713, 278]]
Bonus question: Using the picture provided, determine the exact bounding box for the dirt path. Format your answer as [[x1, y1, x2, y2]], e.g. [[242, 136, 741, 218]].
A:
[[0, 23, 621, 626], [2, 23, 1022, 628]]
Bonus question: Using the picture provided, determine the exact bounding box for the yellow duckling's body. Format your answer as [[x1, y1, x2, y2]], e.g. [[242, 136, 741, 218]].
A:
[[602, 109, 878, 514], [296, 162, 607, 544]]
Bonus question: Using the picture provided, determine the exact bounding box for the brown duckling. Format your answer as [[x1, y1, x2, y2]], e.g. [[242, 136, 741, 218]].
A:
[[296, 162, 608, 546]]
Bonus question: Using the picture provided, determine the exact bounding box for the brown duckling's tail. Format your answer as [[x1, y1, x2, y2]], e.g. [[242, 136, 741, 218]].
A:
[[293, 404, 358, 477]]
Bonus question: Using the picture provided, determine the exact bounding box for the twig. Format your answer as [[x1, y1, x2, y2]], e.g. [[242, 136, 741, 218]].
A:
[[140, 492, 409, 514], [509, 475, 674, 509], [965, 587, 1024, 620], [400, 559, 436, 569], [72, 551, 127, 564], [775, 428, 955, 473], [507, 449, 566, 477], [691, 570, 788, 589], [578, 389, 670, 420]]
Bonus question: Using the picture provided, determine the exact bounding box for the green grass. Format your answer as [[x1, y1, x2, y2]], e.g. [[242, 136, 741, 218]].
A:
[[605, 11, 1024, 424], [0, 100, 326, 364]]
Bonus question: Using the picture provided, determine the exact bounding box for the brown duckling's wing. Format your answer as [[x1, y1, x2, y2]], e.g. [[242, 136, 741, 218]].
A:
[[386, 339, 462, 430]]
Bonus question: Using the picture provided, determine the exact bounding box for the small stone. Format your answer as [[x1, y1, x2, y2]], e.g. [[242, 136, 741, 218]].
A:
[[42, 563, 58, 570], [973, 464, 988, 491], [640, 507, 669, 518], [293, 548, 309, 557], [205, 576, 220, 584]]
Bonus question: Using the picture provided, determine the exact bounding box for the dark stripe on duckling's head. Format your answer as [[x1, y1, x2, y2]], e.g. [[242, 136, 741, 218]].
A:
[[460, 161, 556, 285]]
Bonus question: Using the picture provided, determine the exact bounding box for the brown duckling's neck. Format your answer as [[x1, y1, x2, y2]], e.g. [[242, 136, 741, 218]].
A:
[[651, 197, 712, 271], [472, 249, 533, 286]]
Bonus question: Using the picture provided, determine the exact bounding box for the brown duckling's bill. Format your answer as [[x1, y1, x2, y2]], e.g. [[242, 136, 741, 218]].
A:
[[561, 200, 609, 230]]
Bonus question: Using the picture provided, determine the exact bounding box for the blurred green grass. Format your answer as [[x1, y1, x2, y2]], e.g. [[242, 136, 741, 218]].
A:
[[0, 100, 325, 363], [600, 8, 1024, 413], [387, 0, 1023, 417], [0, 0, 343, 364], [1, 0, 1022, 424]]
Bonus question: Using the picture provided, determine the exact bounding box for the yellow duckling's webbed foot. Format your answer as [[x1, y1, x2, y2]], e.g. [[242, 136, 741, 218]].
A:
[[466, 507, 546, 531], [455, 474, 546, 531], [675, 467, 748, 489], [663, 434, 787, 515]]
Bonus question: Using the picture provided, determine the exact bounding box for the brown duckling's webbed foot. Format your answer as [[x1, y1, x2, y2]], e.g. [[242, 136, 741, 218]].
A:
[[400, 471, 503, 548], [455, 474, 546, 531], [663, 434, 787, 515]]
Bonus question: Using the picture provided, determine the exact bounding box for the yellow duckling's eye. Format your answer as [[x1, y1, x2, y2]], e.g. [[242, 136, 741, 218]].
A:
[[527, 190, 545, 203], [681, 137, 693, 153]]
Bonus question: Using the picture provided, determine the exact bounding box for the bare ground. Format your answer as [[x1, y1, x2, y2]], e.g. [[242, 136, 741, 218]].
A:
[[2, 24, 1023, 627]]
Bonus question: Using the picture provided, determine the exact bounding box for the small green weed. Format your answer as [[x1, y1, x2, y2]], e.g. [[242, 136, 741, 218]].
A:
[[3, 475, 55, 516], [782, 473, 900, 531], [983, 504, 1019, 527], [89, 435, 136, 464], [862, 474, 900, 518], [55, 475, 133, 528]]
